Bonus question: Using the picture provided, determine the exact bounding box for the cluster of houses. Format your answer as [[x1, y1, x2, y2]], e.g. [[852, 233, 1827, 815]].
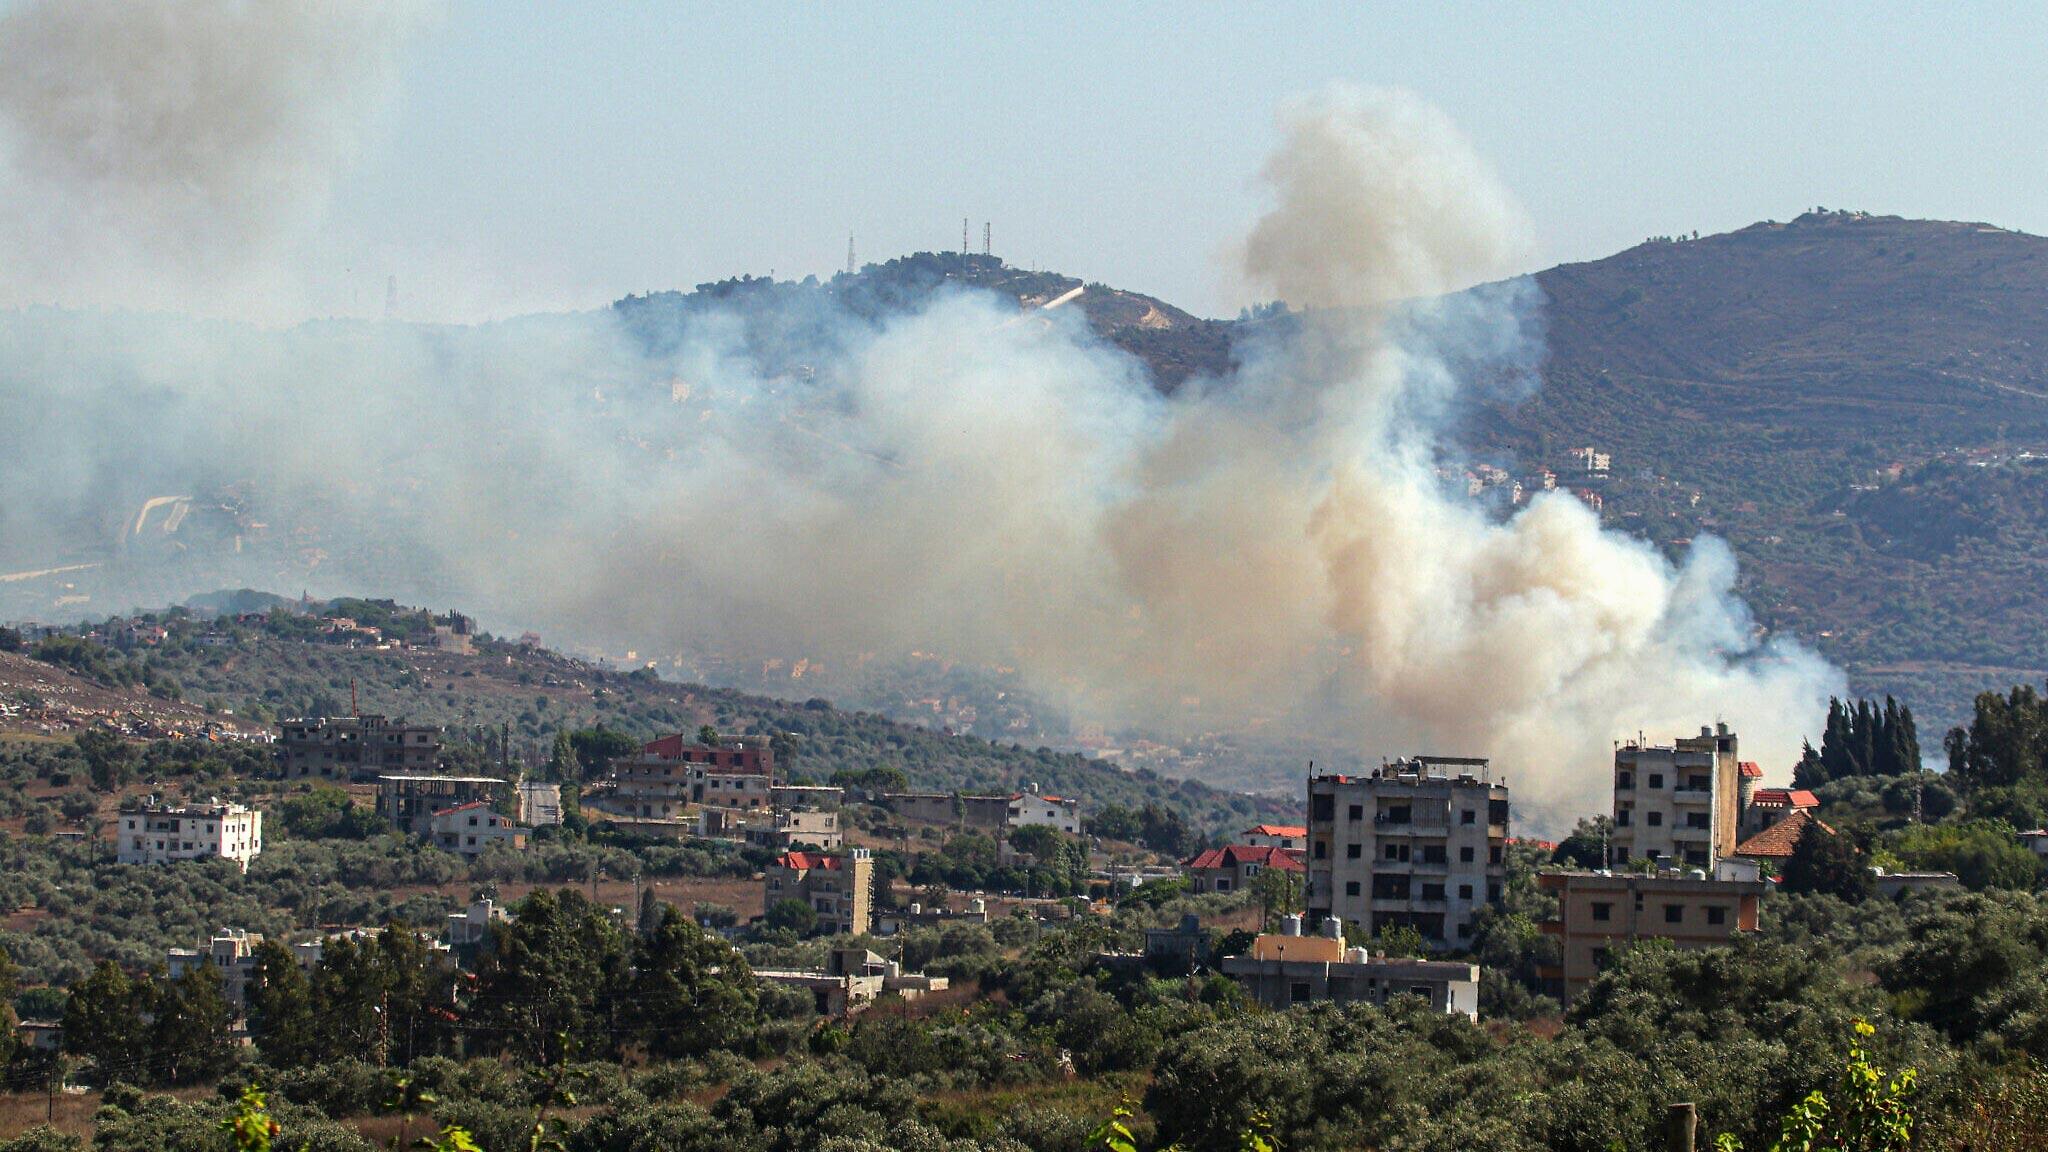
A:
[[1162, 723, 1966, 1015]]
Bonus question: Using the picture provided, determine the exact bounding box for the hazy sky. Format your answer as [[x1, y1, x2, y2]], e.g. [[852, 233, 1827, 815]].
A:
[[26, 2, 2048, 322]]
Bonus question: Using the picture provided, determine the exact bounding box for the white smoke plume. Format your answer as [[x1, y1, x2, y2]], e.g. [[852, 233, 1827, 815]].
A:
[[0, 0, 419, 316], [0, 75, 1840, 831]]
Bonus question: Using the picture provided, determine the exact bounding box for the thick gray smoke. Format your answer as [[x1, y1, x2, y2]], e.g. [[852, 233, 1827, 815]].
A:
[[0, 75, 1840, 829], [0, 0, 417, 316]]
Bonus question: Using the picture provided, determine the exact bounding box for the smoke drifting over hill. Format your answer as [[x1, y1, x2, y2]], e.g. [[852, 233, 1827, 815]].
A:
[[0, 70, 1838, 825]]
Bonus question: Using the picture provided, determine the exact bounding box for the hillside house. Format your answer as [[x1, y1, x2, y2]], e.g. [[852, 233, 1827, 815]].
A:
[[278, 714, 441, 780], [1220, 917, 1479, 1018], [1008, 788, 1081, 834], [1242, 824, 1308, 854], [765, 849, 874, 937], [379, 775, 504, 837], [1184, 844, 1304, 895], [429, 802, 527, 856], [117, 799, 264, 871]]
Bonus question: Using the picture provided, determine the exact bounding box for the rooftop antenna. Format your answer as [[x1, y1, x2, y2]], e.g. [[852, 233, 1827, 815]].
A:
[[846, 234, 856, 276], [983, 222, 991, 257]]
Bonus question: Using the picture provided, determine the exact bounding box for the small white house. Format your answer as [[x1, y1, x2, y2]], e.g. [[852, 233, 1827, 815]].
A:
[[1007, 789, 1081, 835], [117, 801, 263, 872], [429, 802, 527, 856]]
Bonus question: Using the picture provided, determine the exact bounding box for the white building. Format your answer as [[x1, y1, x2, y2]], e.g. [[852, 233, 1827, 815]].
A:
[[445, 898, 509, 948], [1007, 788, 1081, 835], [117, 800, 263, 871], [428, 802, 527, 856], [1220, 917, 1480, 1020], [1242, 824, 1308, 854]]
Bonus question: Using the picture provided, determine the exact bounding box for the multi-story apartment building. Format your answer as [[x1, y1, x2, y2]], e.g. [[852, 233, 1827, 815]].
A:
[[1610, 725, 1741, 868], [117, 800, 264, 871], [765, 849, 874, 937], [277, 714, 440, 780], [1305, 757, 1509, 947], [597, 734, 775, 819], [1537, 870, 1765, 1005], [378, 775, 504, 837]]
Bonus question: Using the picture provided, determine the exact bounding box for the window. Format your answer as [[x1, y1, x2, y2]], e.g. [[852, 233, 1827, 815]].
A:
[[1687, 812, 1710, 829], [1460, 846, 1475, 863], [1647, 811, 1663, 827], [1488, 846, 1502, 864], [1244, 864, 1261, 877], [1457, 920, 1472, 938], [1458, 883, 1473, 900], [1314, 841, 1328, 859], [1345, 881, 1361, 897], [1649, 773, 1664, 789], [1664, 904, 1684, 924], [1421, 883, 1444, 901], [1311, 794, 1335, 822], [1422, 845, 1446, 864], [1289, 981, 1311, 1004], [1216, 879, 1231, 892], [1592, 901, 1612, 922], [1617, 771, 1633, 789], [1383, 805, 1412, 824], [1706, 906, 1728, 926], [1346, 843, 1362, 859], [1460, 809, 1475, 825], [1348, 804, 1364, 822]]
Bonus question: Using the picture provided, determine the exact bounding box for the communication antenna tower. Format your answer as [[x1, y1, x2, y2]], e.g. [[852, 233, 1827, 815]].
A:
[[983, 222, 990, 256], [383, 275, 397, 319], [846, 234, 856, 276], [962, 218, 969, 255]]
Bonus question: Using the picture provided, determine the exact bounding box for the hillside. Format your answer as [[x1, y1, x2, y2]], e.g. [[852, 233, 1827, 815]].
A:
[[1465, 211, 2048, 732], [0, 606, 1292, 835]]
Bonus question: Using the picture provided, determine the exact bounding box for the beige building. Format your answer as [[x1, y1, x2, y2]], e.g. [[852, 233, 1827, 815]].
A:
[[1306, 757, 1509, 947], [1219, 917, 1480, 1019], [765, 849, 874, 937], [1537, 870, 1765, 1005], [744, 808, 843, 852], [117, 800, 264, 871], [1611, 725, 1742, 868]]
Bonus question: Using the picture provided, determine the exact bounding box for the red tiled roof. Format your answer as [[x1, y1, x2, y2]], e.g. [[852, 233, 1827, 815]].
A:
[[1246, 824, 1308, 838], [1183, 845, 1305, 872], [1750, 788, 1819, 809], [1734, 808, 1835, 859], [775, 851, 841, 870], [1739, 761, 1765, 779]]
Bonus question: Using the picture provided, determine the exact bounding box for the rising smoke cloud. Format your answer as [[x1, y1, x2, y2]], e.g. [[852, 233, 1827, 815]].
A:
[[0, 56, 1839, 828], [0, 0, 418, 316]]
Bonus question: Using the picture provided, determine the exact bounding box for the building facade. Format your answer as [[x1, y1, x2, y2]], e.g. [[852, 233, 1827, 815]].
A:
[[277, 714, 440, 780], [428, 802, 527, 856], [1537, 871, 1765, 1005], [1306, 757, 1509, 947], [1007, 789, 1081, 835], [1610, 725, 1741, 868], [117, 800, 264, 871], [378, 775, 504, 837], [765, 849, 874, 937], [1219, 918, 1480, 1019]]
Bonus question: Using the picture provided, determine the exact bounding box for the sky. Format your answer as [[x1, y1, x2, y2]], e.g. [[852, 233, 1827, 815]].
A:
[[17, 2, 2048, 322]]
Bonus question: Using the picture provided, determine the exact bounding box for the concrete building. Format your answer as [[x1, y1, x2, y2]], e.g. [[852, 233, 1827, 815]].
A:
[[1305, 757, 1509, 947], [1220, 917, 1480, 1019], [1242, 824, 1308, 854], [1183, 844, 1304, 895], [445, 899, 508, 949], [1611, 725, 1742, 869], [743, 807, 843, 852], [770, 783, 844, 810], [599, 734, 775, 820], [2020, 828, 2048, 860], [516, 782, 564, 827], [117, 799, 264, 871], [1537, 870, 1766, 1005], [165, 929, 323, 1017], [765, 849, 874, 937], [754, 947, 949, 1016], [1872, 869, 1962, 898], [1008, 788, 1081, 835], [378, 775, 504, 837], [428, 801, 527, 856], [277, 715, 440, 780]]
